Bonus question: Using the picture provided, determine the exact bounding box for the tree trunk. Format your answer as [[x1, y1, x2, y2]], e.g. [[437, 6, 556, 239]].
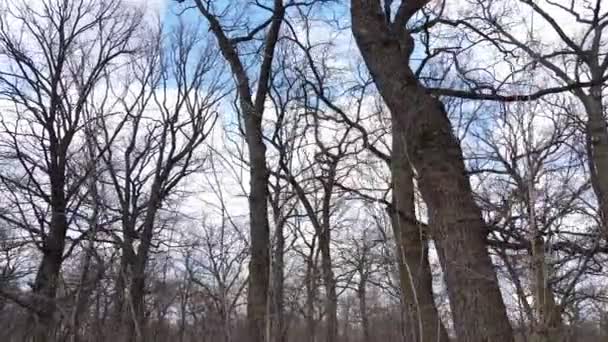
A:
[[115, 237, 135, 340], [126, 192, 162, 342], [194, 2, 285, 339], [270, 212, 286, 342], [581, 92, 608, 234], [389, 113, 450, 342], [31, 176, 68, 342], [321, 164, 338, 342], [530, 236, 562, 342], [243, 102, 272, 342], [319, 230, 337, 342], [305, 251, 318, 342], [351, 3, 514, 341], [357, 275, 371, 342]]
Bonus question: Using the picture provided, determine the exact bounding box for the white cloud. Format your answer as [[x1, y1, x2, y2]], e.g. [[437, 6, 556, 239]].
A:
[[125, 0, 167, 19]]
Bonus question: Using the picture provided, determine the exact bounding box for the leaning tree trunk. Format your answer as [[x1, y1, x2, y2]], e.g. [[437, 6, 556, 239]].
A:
[[351, 2, 514, 341], [389, 118, 450, 342]]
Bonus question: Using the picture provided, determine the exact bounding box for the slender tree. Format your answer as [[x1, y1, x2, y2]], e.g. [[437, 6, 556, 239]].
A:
[[187, 1, 285, 339]]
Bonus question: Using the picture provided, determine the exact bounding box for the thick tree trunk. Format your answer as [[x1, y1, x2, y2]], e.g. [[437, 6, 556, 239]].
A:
[[115, 236, 136, 341], [127, 262, 146, 342], [389, 119, 450, 342], [31, 177, 68, 342], [581, 92, 608, 233], [402, 64, 513, 342], [351, 3, 514, 341]]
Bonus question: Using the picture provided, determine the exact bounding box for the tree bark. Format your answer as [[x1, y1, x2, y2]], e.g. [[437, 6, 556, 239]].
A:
[[351, 2, 514, 341], [243, 101, 272, 342], [31, 171, 67, 342], [389, 117, 450, 342], [581, 91, 608, 234]]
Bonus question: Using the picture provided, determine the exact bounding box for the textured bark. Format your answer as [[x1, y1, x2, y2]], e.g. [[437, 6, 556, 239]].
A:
[[581, 91, 608, 234], [351, 2, 514, 341], [31, 168, 68, 342], [243, 102, 272, 342], [389, 118, 449, 342]]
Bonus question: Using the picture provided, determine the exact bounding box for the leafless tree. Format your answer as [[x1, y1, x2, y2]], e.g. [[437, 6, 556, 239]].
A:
[[183, 1, 286, 339], [350, 1, 516, 340], [435, 0, 608, 237], [0, 1, 607, 342], [98, 21, 222, 342], [0, 0, 141, 339]]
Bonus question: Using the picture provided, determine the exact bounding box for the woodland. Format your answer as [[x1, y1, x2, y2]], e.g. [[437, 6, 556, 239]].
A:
[[0, 0, 608, 341]]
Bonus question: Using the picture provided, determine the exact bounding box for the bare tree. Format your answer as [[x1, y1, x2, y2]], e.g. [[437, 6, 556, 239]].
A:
[[185, 1, 285, 339], [184, 219, 248, 342], [282, 12, 450, 339], [435, 0, 608, 237], [0, 1, 608, 342], [0, 0, 141, 339], [350, 1, 515, 340], [99, 21, 221, 342]]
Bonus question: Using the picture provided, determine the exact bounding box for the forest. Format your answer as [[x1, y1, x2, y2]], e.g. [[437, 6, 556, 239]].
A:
[[0, 0, 607, 341]]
